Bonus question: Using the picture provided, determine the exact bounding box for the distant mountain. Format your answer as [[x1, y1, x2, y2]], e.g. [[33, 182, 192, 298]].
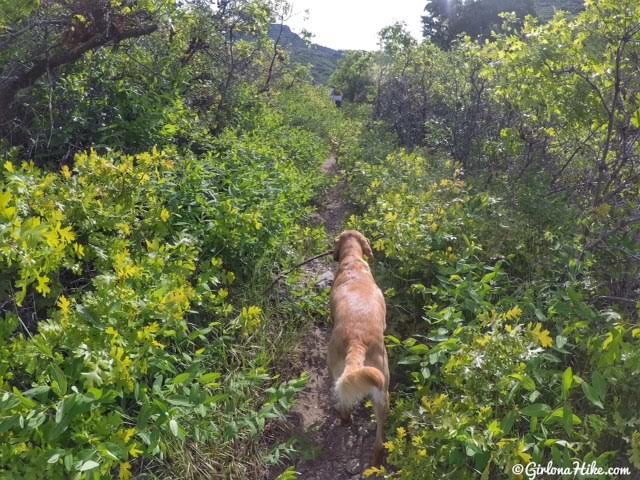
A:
[[533, 0, 584, 20], [268, 24, 344, 85], [267, 1, 584, 83]]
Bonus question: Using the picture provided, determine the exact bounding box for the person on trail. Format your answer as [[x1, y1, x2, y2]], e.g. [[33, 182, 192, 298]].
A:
[[330, 87, 343, 108]]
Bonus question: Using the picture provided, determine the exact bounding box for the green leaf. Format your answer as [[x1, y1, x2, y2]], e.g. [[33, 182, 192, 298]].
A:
[[501, 411, 517, 434], [64, 454, 74, 472], [397, 355, 422, 365], [592, 371, 606, 400], [50, 394, 94, 440], [555, 335, 567, 349], [543, 438, 571, 448], [546, 407, 582, 426], [169, 419, 179, 437], [166, 397, 194, 407], [0, 415, 21, 433], [562, 404, 573, 435], [12, 388, 36, 409], [581, 371, 606, 409], [511, 373, 536, 391], [481, 271, 497, 284], [465, 441, 481, 456], [408, 343, 429, 354], [50, 364, 68, 397], [197, 372, 221, 385], [521, 403, 551, 417], [561, 367, 572, 401], [385, 334, 402, 345], [172, 372, 191, 385], [77, 460, 100, 472], [23, 385, 50, 398], [275, 466, 298, 480], [0, 393, 21, 411], [47, 450, 65, 464], [631, 109, 640, 129], [581, 382, 603, 409], [205, 393, 228, 405]]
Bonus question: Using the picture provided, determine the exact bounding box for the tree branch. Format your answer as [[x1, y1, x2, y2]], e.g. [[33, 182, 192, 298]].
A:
[[0, 22, 158, 125]]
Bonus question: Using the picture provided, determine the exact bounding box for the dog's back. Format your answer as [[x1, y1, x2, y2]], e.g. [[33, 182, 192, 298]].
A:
[[329, 270, 386, 408]]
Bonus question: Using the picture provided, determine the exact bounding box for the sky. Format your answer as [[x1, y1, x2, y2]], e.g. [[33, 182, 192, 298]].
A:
[[285, 0, 426, 51]]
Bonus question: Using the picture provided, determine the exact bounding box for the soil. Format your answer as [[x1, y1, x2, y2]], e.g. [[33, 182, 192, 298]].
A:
[[267, 154, 379, 480]]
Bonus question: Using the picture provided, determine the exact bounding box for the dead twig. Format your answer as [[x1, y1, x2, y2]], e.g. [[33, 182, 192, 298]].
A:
[[264, 250, 333, 293], [595, 295, 638, 305]]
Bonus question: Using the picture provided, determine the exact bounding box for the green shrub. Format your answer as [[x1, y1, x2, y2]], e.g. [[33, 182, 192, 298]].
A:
[[0, 90, 335, 477], [338, 135, 639, 478]]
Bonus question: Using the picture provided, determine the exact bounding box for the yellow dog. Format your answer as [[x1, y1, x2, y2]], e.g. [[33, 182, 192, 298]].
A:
[[328, 230, 389, 466]]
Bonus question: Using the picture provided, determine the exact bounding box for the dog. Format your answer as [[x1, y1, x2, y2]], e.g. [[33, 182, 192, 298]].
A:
[[327, 230, 390, 466]]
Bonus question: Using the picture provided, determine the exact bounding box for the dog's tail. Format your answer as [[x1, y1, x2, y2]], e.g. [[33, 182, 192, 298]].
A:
[[335, 349, 385, 409]]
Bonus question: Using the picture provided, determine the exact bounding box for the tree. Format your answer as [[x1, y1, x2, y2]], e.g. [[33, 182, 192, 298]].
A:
[[422, 0, 462, 48], [458, 0, 535, 41], [0, 0, 298, 160], [329, 51, 374, 103], [0, 0, 172, 126], [422, 0, 535, 48]]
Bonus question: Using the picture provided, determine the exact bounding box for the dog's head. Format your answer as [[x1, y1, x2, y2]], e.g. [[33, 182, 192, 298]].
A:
[[333, 230, 374, 262]]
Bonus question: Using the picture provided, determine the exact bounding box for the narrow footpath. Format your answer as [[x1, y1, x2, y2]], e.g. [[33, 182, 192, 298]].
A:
[[271, 154, 379, 480]]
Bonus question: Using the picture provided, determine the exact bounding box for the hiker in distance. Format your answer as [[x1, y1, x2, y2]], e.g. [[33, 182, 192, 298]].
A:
[[330, 87, 343, 108]]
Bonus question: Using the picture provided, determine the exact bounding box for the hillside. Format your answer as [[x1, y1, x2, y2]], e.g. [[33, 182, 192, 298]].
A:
[[269, 24, 344, 84]]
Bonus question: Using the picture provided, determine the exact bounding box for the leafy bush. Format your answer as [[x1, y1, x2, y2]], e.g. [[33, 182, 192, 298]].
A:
[[0, 88, 337, 478], [338, 129, 640, 478], [345, 0, 640, 306]]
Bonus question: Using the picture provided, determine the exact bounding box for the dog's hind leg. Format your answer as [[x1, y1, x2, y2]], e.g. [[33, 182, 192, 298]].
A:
[[371, 389, 388, 466], [327, 336, 351, 423], [337, 403, 352, 425]]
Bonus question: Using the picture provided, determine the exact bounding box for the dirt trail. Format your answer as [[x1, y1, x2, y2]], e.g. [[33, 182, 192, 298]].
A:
[[270, 154, 378, 480]]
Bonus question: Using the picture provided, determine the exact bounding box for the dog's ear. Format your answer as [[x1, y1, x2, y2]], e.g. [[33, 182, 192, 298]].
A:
[[354, 231, 374, 261]]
